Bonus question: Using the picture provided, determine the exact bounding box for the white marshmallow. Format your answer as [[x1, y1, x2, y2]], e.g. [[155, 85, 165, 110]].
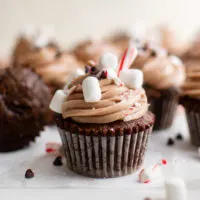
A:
[[169, 55, 183, 66], [165, 177, 187, 200], [139, 165, 162, 183], [99, 52, 118, 70], [119, 69, 143, 89], [82, 76, 101, 102], [64, 68, 85, 92], [49, 90, 66, 113]]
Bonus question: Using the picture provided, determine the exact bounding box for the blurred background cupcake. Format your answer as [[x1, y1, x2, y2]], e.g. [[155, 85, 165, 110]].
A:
[[131, 42, 185, 130], [180, 64, 200, 146], [0, 67, 51, 151]]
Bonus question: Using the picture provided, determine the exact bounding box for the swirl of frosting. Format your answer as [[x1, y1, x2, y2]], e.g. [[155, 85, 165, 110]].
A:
[[62, 75, 148, 124], [142, 56, 185, 89], [131, 41, 167, 69], [182, 66, 200, 99], [72, 39, 120, 64], [14, 45, 83, 88]]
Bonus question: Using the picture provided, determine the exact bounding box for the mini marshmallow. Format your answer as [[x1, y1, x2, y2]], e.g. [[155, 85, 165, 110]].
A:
[[139, 165, 162, 183], [165, 177, 187, 200], [169, 55, 183, 66], [99, 52, 118, 70], [49, 90, 66, 113], [64, 68, 85, 91], [119, 69, 143, 89], [82, 76, 101, 102]]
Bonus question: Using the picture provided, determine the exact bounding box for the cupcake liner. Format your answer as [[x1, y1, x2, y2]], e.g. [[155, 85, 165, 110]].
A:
[[145, 86, 179, 130], [180, 96, 200, 146], [57, 126, 152, 178]]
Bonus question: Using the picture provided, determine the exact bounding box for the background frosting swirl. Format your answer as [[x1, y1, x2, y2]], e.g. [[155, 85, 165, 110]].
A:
[[182, 65, 200, 99], [62, 76, 148, 124], [142, 56, 185, 89]]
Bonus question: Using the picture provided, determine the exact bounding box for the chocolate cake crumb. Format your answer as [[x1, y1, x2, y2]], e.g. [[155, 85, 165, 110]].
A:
[[25, 169, 34, 179], [53, 156, 63, 166], [176, 133, 183, 140], [167, 138, 174, 146], [144, 197, 151, 200]]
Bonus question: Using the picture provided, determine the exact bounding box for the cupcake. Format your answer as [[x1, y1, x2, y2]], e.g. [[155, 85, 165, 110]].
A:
[[141, 55, 185, 130], [12, 29, 83, 93], [180, 66, 200, 146], [0, 67, 51, 152], [50, 52, 154, 178], [72, 39, 120, 64]]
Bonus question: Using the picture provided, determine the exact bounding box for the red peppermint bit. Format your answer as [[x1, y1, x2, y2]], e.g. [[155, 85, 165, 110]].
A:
[[162, 159, 167, 165], [129, 107, 134, 110], [117, 48, 128, 76], [144, 180, 151, 184], [46, 148, 55, 153], [120, 82, 124, 87], [125, 113, 129, 117]]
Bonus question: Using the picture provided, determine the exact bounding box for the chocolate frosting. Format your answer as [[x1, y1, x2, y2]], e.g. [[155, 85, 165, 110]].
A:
[[13, 36, 83, 88], [62, 75, 148, 124], [182, 64, 200, 99], [130, 41, 167, 69]]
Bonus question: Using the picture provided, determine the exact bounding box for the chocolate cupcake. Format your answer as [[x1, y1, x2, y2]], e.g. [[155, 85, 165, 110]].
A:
[[72, 39, 120, 64], [50, 52, 154, 178], [180, 66, 200, 146], [141, 55, 185, 130], [0, 67, 51, 152]]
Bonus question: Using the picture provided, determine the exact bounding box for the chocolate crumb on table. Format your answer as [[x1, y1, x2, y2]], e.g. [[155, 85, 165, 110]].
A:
[[53, 156, 63, 166], [167, 138, 174, 146], [25, 169, 34, 179], [176, 133, 183, 140]]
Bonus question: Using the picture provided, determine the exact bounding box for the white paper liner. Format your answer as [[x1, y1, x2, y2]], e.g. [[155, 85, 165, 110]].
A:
[[58, 126, 153, 178]]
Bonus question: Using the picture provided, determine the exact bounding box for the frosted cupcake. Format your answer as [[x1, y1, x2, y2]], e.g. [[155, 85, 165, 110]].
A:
[[72, 39, 120, 64], [50, 52, 154, 178], [180, 66, 200, 146], [12, 29, 83, 93], [141, 55, 185, 130]]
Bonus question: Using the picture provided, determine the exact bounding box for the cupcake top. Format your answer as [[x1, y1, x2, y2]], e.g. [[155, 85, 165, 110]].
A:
[[182, 66, 200, 99], [50, 52, 149, 124], [13, 26, 59, 66], [0, 67, 51, 124], [130, 41, 167, 69], [72, 39, 120, 64], [142, 55, 185, 89], [13, 29, 83, 89]]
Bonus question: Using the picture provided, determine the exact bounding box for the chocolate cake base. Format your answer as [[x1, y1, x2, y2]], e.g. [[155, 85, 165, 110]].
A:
[[55, 112, 154, 178], [144, 85, 180, 131], [180, 96, 200, 146]]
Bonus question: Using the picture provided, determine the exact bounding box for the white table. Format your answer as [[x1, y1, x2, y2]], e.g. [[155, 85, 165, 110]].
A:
[[1, 113, 200, 200]]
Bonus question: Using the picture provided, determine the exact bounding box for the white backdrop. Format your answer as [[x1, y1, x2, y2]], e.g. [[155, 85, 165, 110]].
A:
[[0, 0, 200, 55]]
